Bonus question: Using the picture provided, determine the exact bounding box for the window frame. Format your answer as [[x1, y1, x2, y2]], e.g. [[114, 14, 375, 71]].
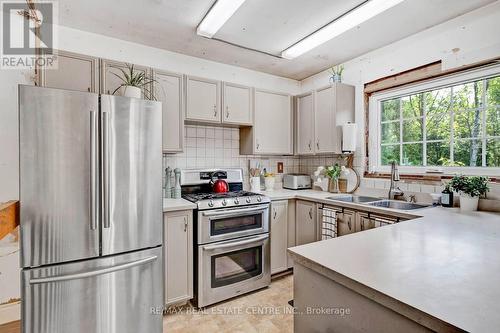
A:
[[368, 64, 500, 176]]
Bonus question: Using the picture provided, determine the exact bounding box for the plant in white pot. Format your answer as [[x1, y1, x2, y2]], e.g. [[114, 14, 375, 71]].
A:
[[112, 64, 155, 99], [449, 175, 489, 211]]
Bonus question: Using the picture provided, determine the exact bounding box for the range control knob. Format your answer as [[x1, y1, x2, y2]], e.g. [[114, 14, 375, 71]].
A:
[[222, 199, 227, 206], [246, 197, 251, 203], [234, 199, 240, 205], [208, 200, 214, 207], [256, 196, 262, 202]]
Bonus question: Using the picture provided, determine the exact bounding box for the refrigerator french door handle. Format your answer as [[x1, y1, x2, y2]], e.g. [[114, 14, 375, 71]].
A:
[[29, 255, 158, 284], [102, 110, 110, 229], [90, 110, 98, 230]]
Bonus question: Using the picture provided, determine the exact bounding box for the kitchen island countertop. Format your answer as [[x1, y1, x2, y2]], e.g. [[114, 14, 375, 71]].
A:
[[288, 205, 500, 332]]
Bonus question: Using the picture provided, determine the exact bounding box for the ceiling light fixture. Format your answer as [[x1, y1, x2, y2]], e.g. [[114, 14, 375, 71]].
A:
[[197, 0, 246, 38], [281, 0, 404, 59]]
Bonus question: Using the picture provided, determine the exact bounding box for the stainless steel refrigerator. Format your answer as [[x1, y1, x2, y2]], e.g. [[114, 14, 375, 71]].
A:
[[19, 85, 163, 333]]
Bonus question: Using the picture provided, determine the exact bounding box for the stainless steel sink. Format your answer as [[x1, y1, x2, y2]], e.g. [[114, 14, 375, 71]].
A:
[[366, 200, 430, 210], [326, 195, 382, 204]]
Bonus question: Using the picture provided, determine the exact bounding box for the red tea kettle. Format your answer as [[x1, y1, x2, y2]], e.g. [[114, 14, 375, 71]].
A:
[[210, 171, 229, 193]]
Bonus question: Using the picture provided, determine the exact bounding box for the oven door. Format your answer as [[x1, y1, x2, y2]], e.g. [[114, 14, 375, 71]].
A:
[[198, 204, 269, 244], [197, 234, 270, 307]]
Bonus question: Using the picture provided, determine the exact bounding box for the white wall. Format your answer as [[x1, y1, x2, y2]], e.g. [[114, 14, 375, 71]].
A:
[[0, 20, 301, 204], [300, 1, 500, 192]]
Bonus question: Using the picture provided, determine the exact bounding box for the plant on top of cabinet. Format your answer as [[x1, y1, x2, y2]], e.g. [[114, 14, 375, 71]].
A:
[[111, 63, 156, 99], [101, 59, 150, 98], [240, 89, 293, 155]]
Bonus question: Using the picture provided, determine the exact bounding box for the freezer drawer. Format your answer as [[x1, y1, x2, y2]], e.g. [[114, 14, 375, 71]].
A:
[[21, 247, 163, 333]]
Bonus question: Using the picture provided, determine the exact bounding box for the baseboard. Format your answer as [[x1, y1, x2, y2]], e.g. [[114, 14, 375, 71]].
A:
[[0, 302, 20, 325]]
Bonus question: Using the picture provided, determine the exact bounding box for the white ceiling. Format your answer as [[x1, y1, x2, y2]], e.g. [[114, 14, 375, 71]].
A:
[[59, 0, 495, 80]]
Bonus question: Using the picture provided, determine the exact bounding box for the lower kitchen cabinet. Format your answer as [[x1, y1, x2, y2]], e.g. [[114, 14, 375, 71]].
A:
[[296, 200, 317, 246], [164, 210, 193, 306], [270, 200, 289, 274]]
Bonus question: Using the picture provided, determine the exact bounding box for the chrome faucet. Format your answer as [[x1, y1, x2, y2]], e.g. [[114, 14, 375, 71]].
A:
[[388, 161, 404, 200]]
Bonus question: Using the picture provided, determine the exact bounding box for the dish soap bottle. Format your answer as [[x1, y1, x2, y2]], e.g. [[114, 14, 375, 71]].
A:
[[441, 184, 453, 208]]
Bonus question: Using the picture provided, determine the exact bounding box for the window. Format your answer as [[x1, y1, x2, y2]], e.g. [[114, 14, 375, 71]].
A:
[[369, 65, 500, 175]]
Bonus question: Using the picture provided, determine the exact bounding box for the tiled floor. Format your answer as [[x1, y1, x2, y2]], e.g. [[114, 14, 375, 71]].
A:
[[0, 275, 294, 333], [163, 274, 294, 333]]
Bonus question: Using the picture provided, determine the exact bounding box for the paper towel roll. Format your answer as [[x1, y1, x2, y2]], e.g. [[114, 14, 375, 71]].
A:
[[342, 123, 357, 152]]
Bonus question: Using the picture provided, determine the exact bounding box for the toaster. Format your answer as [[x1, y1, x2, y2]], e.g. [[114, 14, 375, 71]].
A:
[[283, 174, 312, 190]]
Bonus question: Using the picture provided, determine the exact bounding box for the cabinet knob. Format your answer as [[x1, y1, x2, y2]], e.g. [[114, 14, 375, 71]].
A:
[[347, 217, 352, 230], [256, 141, 260, 150], [308, 141, 312, 151], [316, 141, 320, 150], [273, 209, 277, 219], [213, 105, 217, 117], [308, 208, 313, 220], [183, 217, 188, 232], [226, 106, 229, 118]]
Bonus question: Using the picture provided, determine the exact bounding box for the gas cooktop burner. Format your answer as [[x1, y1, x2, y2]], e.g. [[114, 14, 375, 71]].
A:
[[183, 191, 258, 202], [182, 190, 270, 210]]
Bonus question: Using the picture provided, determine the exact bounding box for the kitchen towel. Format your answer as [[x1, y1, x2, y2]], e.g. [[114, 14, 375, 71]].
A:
[[321, 208, 337, 240]]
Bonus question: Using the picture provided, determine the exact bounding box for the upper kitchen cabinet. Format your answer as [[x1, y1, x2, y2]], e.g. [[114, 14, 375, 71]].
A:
[[38, 51, 99, 93], [296, 92, 315, 155], [101, 59, 150, 97], [240, 89, 293, 155], [153, 70, 184, 153], [313, 83, 355, 154], [185, 76, 221, 124], [222, 82, 252, 126]]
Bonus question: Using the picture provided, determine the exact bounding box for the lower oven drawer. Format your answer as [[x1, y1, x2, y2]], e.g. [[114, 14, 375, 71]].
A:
[[198, 204, 269, 244], [196, 234, 270, 307]]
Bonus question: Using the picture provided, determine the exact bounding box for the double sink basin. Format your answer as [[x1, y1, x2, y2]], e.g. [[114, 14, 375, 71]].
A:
[[325, 195, 430, 210]]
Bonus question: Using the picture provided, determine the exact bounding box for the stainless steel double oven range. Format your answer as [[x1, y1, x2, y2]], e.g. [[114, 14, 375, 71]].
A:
[[181, 168, 271, 307]]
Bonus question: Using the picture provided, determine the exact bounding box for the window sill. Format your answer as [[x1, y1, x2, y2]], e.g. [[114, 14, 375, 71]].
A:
[[364, 171, 500, 183]]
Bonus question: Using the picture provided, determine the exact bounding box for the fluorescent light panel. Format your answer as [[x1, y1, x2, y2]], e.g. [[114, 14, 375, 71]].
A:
[[197, 0, 246, 38], [281, 0, 404, 59]]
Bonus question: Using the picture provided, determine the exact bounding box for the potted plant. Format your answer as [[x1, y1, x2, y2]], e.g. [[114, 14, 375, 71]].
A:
[[112, 63, 156, 99], [325, 164, 349, 193], [449, 175, 489, 211], [329, 65, 344, 83]]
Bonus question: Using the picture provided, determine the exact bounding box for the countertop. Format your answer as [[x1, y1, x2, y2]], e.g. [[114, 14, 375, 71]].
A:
[[163, 198, 196, 212], [260, 189, 420, 219], [288, 202, 500, 332]]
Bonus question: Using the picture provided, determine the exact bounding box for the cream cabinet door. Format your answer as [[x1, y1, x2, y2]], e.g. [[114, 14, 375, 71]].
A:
[[254, 90, 292, 154], [314, 85, 337, 153], [296, 92, 315, 155], [164, 210, 193, 306], [154, 70, 184, 153], [295, 200, 317, 246], [41, 51, 98, 93], [270, 200, 288, 274], [101, 60, 149, 97], [223, 82, 252, 125], [185, 76, 221, 123]]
